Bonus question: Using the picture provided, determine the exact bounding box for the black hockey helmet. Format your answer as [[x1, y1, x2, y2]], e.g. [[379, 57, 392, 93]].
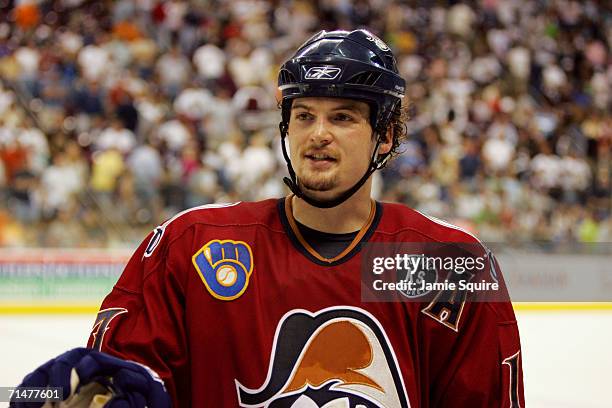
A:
[[277, 29, 406, 208]]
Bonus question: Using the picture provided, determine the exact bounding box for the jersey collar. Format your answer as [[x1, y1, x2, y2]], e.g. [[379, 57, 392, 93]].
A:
[[277, 196, 383, 266]]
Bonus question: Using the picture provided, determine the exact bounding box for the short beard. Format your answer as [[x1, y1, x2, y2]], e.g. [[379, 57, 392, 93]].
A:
[[299, 173, 339, 192]]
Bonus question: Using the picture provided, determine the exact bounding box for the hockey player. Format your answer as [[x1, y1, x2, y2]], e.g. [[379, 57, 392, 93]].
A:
[[14, 29, 524, 407]]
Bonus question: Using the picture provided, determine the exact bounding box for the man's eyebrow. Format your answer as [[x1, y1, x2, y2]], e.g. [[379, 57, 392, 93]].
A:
[[291, 103, 312, 111], [291, 102, 367, 115], [331, 103, 368, 114]]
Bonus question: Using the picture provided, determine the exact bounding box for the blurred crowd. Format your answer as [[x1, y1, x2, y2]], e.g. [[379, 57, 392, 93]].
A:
[[0, 0, 609, 247]]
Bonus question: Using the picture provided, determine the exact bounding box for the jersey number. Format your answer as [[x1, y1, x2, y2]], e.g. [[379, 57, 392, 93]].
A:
[[502, 350, 521, 408]]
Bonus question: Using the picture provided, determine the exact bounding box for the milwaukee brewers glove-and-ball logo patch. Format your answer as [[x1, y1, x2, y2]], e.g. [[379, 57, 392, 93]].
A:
[[192, 239, 253, 301]]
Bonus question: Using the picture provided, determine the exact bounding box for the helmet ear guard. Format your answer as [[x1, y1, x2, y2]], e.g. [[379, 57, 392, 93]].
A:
[[278, 29, 405, 208]]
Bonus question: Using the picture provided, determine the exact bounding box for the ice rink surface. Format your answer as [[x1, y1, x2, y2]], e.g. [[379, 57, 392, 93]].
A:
[[1, 310, 610, 407]]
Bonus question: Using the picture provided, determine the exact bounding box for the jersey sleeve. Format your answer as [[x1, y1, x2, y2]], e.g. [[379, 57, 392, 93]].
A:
[[428, 303, 524, 407], [424, 253, 525, 407], [86, 228, 191, 406]]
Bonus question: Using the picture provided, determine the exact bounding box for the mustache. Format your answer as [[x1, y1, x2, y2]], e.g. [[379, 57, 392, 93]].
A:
[[300, 147, 340, 160]]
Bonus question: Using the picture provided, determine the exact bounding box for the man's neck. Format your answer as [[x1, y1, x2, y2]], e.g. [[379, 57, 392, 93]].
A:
[[291, 185, 374, 234]]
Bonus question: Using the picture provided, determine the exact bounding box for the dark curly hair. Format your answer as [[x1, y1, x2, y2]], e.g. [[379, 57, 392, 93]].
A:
[[377, 101, 412, 166]]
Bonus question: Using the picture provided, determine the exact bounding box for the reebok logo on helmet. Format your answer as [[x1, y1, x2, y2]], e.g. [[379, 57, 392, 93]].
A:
[[305, 66, 342, 80]]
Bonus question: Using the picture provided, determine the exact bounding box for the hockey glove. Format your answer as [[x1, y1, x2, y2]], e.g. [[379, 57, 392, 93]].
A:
[[11, 347, 171, 408]]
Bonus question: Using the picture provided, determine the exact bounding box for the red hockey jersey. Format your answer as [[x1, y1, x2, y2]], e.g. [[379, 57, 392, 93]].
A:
[[87, 198, 524, 407]]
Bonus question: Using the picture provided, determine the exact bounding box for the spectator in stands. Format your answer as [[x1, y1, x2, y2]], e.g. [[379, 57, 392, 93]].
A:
[[155, 45, 191, 99], [71, 79, 105, 116], [39, 150, 81, 219], [156, 114, 193, 153], [96, 117, 136, 154], [89, 146, 126, 218], [127, 138, 163, 204], [77, 34, 112, 83]]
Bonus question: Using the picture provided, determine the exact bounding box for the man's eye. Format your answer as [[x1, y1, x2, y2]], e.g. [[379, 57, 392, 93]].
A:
[[295, 112, 312, 121], [334, 113, 354, 122]]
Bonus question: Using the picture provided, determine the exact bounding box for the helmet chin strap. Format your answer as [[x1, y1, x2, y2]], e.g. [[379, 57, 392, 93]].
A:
[[279, 122, 389, 209]]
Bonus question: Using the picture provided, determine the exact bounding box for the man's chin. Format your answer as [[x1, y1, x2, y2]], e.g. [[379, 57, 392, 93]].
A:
[[299, 178, 338, 193], [298, 183, 344, 203], [301, 184, 334, 193]]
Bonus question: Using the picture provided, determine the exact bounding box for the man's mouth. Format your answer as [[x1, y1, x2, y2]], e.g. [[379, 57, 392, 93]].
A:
[[304, 153, 337, 163]]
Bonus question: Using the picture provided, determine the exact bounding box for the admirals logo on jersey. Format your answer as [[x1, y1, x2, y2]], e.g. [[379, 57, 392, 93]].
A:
[[236, 307, 411, 407], [192, 239, 253, 301]]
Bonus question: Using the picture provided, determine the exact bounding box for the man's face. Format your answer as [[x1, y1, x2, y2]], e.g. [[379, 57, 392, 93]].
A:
[[287, 97, 390, 200]]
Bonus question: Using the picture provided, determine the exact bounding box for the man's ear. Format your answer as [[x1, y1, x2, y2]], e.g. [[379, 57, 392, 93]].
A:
[[377, 126, 393, 155]]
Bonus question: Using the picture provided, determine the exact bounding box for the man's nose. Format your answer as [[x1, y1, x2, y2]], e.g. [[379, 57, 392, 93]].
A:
[[310, 117, 333, 145]]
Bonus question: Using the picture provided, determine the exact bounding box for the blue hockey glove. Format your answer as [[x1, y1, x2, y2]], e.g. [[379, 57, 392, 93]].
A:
[[11, 347, 171, 408]]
